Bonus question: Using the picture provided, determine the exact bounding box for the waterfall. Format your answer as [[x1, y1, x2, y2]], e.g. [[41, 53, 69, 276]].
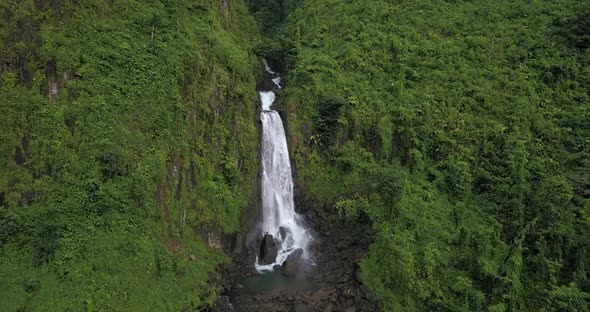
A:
[[255, 62, 311, 271]]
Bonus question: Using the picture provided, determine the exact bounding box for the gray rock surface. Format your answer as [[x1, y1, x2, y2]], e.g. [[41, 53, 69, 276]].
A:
[[259, 234, 279, 265]]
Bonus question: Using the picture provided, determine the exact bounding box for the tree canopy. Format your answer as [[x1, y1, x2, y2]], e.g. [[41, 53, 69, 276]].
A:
[[253, 0, 590, 310]]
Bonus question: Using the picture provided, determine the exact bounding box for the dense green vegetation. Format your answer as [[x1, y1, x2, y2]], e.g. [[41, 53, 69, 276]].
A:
[[2, 0, 589, 310], [251, 0, 590, 310], [0, 0, 260, 310]]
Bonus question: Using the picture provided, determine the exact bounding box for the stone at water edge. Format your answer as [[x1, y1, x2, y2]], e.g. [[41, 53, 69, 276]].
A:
[[259, 234, 278, 265], [281, 248, 304, 276], [281, 258, 298, 276], [212, 296, 234, 312], [290, 248, 304, 260], [273, 264, 282, 271]]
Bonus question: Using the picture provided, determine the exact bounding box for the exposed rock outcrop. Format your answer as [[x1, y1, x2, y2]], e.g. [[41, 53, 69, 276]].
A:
[[259, 234, 279, 265], [280, 248, 304, 277], [212, 295, 234, 312]]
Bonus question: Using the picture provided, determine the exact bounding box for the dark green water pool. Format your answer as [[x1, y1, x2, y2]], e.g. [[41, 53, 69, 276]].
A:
[[228, 270, 316, 298]]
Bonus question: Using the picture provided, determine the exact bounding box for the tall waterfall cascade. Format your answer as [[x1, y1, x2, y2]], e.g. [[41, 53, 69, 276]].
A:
[[255, 62, 312, 271]]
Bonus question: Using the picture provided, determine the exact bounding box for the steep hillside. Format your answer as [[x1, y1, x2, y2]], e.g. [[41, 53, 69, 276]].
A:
[[3, 0, 589, 311], [253, 0, 590, 310], [0, 0, 260, 310]]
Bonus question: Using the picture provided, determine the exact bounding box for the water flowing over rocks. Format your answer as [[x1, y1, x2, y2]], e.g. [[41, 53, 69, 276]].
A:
[[226, 188, 377, 311], [255, 62, 312, 272], [223, 61, 376, 311]]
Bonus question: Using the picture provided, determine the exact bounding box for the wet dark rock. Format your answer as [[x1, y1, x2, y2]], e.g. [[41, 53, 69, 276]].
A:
[[281, 259, 299, 277], [355, 267, 362, 283], [311, 288, 331, 301], [212, 296, 234, 312], [279, 226, 291, 240], [273, 264, 282, 271], [338, 274, 349, 283], [294, 302, 308, 312], [281, 248, 304, 277], [290, 248, 303, 259], [259, 234, 278, 265]]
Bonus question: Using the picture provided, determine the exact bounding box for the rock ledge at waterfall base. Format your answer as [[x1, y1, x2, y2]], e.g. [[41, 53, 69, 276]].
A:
[[224, 198, 377, 312]]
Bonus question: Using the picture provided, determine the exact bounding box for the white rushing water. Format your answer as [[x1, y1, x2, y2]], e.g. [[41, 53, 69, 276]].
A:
[[264, 59, 282, 89], [255, 63, 311, 271]]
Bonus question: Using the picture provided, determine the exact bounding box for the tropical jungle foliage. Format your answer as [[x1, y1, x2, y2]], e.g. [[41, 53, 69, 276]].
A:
[[0, 0, 260, 310], [2, 0, 589, 311], [249, 0, 590, 310]]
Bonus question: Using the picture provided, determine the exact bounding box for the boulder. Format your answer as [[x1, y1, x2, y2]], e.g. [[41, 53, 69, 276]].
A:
[[279, 226, 291, 240], [294, 302, 309, 312], [311, 288, 331, 301], [281, 248, 304, 276], [273, 264, 282, 271], [212, 296, 234, 312], [281, 259, 298, 276], [291, 248, 304, 260], [259, 234, 278, 265]]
